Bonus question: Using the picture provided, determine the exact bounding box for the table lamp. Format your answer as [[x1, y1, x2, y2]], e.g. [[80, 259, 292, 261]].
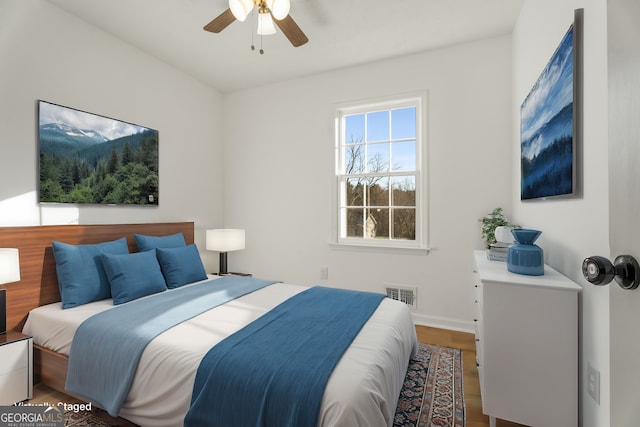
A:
[[206, 229, 245, 275], [0, 248, 21, 334]]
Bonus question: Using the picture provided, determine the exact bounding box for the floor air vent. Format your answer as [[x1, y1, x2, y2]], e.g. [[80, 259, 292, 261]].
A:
[[385, 285, 417, 310]]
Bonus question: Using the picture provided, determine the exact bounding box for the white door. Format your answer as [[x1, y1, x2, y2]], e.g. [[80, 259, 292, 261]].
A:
[[608, 0, 640, 425]]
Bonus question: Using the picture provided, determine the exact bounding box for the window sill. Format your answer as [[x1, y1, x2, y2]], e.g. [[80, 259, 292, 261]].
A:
[[328, 242, 430, 256]]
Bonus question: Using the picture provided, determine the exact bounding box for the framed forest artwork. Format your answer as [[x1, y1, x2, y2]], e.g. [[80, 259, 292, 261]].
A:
[[520, 10, 582, 200], [38, 100, 159, 205]]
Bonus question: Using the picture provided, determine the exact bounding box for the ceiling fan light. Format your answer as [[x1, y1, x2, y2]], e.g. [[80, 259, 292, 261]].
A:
[[229, 0, 254, 22], [257, 12, 277, 35], [267, 0, 290, 20]]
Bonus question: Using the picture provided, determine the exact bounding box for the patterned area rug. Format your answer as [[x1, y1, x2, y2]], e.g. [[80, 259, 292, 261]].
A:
[[64, 343, 465, 427], [65, 408, 137, 426], [393, 343, 466, 427]]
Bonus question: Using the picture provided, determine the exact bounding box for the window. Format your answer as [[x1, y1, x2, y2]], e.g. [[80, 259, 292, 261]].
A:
[[335, 94, 426, 249]]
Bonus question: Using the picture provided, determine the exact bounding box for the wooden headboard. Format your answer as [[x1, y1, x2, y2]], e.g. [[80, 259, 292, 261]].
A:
[[0, 222, 194, 332]]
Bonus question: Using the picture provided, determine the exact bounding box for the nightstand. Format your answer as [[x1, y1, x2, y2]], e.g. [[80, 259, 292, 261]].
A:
[[0, 331, 33, 405]]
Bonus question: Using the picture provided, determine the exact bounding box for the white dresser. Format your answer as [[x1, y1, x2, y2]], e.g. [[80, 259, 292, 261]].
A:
[[473, 250, 581, 427], [0, 332, 33, 405]]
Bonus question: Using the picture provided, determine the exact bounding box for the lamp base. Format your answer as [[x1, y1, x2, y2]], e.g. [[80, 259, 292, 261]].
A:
[[219, 252, 228, 275]]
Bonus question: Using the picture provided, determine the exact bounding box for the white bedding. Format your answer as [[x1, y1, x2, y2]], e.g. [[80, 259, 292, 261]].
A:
[[23, 277, 418, 427]]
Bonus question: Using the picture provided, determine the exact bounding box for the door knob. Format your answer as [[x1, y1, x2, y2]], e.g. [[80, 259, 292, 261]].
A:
[[582, 255, 640, 290]]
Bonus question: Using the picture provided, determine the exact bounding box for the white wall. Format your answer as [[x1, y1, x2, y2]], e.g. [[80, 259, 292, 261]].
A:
[[512, 1, 610, 426], [223, 36, 513, 331], [0, 0, 225, 269]]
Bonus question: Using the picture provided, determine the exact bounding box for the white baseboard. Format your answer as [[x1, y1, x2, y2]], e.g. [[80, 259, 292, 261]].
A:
[[411, 312, 474, 334]]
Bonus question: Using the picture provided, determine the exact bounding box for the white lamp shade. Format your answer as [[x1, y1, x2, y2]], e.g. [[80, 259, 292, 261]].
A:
[[257, 12, 277, 35], [266, 0, 290, 20], [229, 0, 254, 22], [0, 248, 20, 285], [206, 229, 246, 252]]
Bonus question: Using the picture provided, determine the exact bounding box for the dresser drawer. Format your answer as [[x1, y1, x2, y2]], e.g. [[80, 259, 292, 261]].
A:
[[0, 339, 28, 376], [0, 367, 30, 405]]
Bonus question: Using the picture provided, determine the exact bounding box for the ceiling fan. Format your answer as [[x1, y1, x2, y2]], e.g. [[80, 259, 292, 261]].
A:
[[204, 0, 309, 48]]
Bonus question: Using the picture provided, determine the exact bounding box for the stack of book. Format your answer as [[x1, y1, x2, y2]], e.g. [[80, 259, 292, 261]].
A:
[[487, 242, 511, 261]]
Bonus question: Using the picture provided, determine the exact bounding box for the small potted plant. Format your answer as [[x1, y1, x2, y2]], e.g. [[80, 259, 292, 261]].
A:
[[479, 207, 518, 249]]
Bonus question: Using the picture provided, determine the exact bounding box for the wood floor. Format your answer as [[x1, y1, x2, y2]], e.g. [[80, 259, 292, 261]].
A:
[[415, 325, 525, 427], [29, 325, 525, 426]]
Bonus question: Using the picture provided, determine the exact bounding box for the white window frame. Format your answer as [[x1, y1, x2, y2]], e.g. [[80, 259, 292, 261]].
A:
[[333, 92, 428, 252]]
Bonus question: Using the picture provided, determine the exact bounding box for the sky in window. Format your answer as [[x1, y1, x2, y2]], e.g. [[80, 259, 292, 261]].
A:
[[345, 107, 417, 172]]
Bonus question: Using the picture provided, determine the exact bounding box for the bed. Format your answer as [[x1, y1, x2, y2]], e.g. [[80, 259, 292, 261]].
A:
[[1, 222, 417, 427]]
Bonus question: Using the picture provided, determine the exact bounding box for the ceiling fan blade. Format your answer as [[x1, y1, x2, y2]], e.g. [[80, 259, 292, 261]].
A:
[[203, 8, 236, 33], [273, 14, 309, 47]]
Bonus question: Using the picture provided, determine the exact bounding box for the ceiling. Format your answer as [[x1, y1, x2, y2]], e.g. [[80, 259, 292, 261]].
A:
[[47, 0, 524, 93]]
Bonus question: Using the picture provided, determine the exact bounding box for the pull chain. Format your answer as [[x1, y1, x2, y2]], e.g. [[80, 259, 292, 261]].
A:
[[250, 9, 255, 51], [249, 9, 265, 54]]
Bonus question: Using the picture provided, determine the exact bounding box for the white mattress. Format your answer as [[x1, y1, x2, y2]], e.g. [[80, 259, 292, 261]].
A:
[[23, 277, 418, 427]]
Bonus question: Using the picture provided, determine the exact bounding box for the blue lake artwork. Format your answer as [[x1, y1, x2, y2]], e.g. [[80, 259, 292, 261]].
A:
[[520, 25, 574, 200]]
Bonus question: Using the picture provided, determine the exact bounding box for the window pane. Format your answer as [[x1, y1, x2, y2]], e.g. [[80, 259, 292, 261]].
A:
[[344, 144, 364, 174], [345, 114, 365, 144], [345, 178, 364, 206], [367, 177, 389, 207], [366, 143, 389, 173], [367, 111, 389, 142], [346, 208, 364, 237], [391, 176, 415, 206], [392, 208, 416, 240], [367, 208, 389, 239], [391, 140, 416, 171], [391, 107, 416, 140]]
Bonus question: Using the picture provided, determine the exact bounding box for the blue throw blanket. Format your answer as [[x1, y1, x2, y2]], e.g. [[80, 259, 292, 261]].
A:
[[65, 276, 277, 416], [184, 286, 386, 427]]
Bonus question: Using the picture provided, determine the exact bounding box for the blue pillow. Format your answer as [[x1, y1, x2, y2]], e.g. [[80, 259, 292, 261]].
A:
[[101, 250, 167, 305], [52, 237, 129, 309], [156, 244, 207, 289], [134, 232, 186, 252]]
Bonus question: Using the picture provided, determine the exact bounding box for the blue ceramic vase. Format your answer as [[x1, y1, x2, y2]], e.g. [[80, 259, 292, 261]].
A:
[[507, 229, 544, 276]]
